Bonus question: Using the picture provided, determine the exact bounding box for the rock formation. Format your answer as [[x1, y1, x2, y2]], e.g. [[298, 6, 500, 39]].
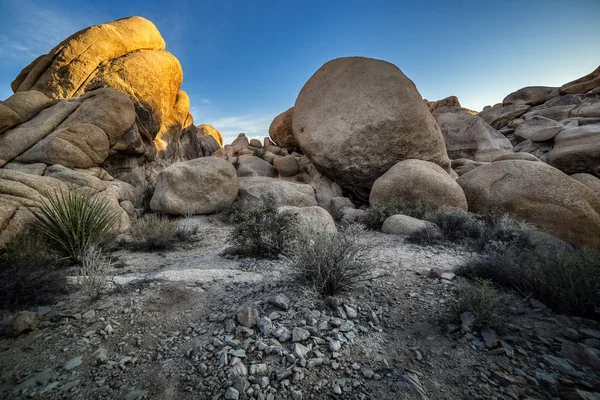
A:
[[8, 16, 216, 191], [474, 65, 600, 176], [457, 160, 600, 250], [0, 16, 223, 242], [292, 57, 451, 199]]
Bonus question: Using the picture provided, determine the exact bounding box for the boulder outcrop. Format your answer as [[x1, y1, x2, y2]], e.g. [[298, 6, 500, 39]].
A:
[[434, 110, 513, 161], [457, 160, 600, 250], [292, 57, 451, 196], [150, 157, 238, 215]]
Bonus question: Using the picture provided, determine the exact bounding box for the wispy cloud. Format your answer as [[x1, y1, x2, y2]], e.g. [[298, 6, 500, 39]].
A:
[[0, 1, 97, 61], [207, 114, 272, 145], [201, 99, 211, 104]]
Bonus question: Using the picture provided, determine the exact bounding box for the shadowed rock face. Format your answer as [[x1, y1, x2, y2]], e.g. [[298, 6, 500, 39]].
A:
[[292, 57, 451, 198]]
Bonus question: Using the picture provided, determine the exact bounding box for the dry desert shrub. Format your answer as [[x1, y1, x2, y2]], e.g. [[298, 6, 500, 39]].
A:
[[287, 224, 371, 296], [79, 246, 112, 301], [129, 213, 177, 251]]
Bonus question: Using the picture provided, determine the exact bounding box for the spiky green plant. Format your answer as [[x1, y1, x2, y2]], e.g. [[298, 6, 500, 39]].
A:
[[33, 189, 116, 263]]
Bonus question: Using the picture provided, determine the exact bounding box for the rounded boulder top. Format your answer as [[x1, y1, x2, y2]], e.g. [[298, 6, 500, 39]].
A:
[[292, 56, 451, 195]]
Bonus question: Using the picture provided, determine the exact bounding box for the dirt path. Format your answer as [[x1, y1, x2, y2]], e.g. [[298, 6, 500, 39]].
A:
[[1, 217, 598, 399]]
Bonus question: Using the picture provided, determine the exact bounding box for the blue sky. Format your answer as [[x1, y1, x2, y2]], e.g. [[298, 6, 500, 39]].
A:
[[1, 0, 599, 144]]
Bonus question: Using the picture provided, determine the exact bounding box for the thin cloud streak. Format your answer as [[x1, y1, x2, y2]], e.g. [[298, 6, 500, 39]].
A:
[[0, 1, 96, 61], [207, 114, 272, 145]]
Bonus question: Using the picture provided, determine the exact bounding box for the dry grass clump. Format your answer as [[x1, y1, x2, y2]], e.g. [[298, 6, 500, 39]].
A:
[[129, 214, 177, 251], [79, 246, 112, 301], [458, 244, 600, 319], [448, 279, 503, 330], [287, 224, 371, 296]]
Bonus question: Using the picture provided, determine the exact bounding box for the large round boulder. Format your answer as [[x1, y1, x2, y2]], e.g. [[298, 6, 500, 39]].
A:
[[269, 107, 297, 152], [292, 57, 451, 195], [370, 159, 467, 211], [457, 160, 600, 250], [150, 157, 238, 215]]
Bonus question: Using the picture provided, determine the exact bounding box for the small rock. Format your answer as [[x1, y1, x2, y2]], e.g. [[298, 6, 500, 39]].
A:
[[329, 340, 342, 352], [292, 327, 310, 342], [64, 356, 83, 371], [481, 328, 499, 349], [224, 387, 240, 400], [236, 306, 259, 328], [124, 389, 148, 400], [94, 347, 108, 364], [249, 363, 267, 375], [292, 343, 310, 359], [460, 311, 475, 330], [291, 389, 303, 400], [441, 272, 455, 281], [343, 304, 358, 319], [339, 321, 354, 333], [529, 298, 547, 309], [258, 317, 274, 335], [269, 294, 290, 311], [4, 311, 42, 337], [492, 371, 515, 387], [274, 327, 292, 342], [82, 310, 95, 320], [332, 383, 342, 395]]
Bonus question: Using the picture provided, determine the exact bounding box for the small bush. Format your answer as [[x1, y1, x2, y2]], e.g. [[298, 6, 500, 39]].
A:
[[425, 207, 483, 244], [253, 148, 265, 158], [448, 279, 502, 329], [174, 213, 198, 242], [458, 245, 600, 318], [287, 224, 371, 296], [364, 200, 428, 230], [129, 214, 177, 251], [407, 225, 444, 245], [33, 189, 117, 263], [228, 197, 297, 258], [0, 231, 67, 309], [79, 246, 112, 301]]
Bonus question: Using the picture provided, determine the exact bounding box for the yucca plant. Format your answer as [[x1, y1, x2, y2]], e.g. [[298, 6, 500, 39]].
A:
[[33, 189, 116, 263]]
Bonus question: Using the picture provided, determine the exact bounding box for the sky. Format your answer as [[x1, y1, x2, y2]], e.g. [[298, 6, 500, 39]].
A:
[[0, 0, 599, 145]]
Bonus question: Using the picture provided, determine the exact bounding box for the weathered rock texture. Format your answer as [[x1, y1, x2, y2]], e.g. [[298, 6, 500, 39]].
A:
[[9, 16, 214, 189], [457, 160, 600, 250], [0, 16, 223, 241], [269, 108, 298, 152], [150, 157, 238, 215], [370, 159, 468, 211], [434, 110, 513, 162], [479, 65, 600, 176], [292, 57, 451, 197]]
